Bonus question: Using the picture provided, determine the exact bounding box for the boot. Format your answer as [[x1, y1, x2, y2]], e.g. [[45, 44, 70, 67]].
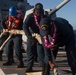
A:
[[3, 58, 14, 66], [17, 61, 24, 68], [42, 63, 50, 75], [3, 61, 12, 66], [25, 66, 33, 72], [42, 66, 45, 75], [71, 68, 76, 75]]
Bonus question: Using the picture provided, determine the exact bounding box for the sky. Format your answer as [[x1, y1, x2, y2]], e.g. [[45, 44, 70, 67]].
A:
[[27, 0, 76, 30]]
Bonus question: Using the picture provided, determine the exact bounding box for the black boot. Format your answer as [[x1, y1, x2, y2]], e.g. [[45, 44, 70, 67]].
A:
[[3, 61, 12, 66], [71, 68, 76, 75], [42, 66, 45, 75], [3, 58, 14, 66], [17, 61, 24, 68], [25, 67, 33, 72], [42, 63, 50, 75]]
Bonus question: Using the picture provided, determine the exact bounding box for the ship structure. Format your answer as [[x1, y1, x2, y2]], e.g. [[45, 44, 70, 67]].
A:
[[0, 0, 56, 26]]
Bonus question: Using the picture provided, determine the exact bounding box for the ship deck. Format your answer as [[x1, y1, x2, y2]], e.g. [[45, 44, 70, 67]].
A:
[[0, 49, 72, 75]]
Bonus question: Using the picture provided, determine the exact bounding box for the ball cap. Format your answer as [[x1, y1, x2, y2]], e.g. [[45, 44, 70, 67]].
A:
[[35, 3, 43, 9], [40, 18, 51, 36], [34, 3, 44, 13]]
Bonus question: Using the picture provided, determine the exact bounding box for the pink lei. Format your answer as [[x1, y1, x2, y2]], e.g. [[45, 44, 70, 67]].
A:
[[34, 14, 43, 29], [43, 22, 56, 48]]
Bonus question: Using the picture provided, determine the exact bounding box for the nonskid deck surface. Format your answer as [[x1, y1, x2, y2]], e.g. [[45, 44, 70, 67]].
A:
[[0, 50, 72, 75]]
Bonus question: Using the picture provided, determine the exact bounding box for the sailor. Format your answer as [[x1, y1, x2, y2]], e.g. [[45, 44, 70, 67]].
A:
[[39, 17, 76, 75], [1, 6, 24, 68], [23, 3, 53, 75], [17, 2, 25, 15]]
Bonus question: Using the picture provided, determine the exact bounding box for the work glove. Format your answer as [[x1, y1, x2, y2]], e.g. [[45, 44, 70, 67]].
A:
[[51, 45, 57, 51], [32, 33, 42, 44]]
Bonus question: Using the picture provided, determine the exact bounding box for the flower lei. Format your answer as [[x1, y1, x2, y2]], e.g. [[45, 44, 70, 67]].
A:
[[43, 22, 56, 48], [34, 14, 43, 29]]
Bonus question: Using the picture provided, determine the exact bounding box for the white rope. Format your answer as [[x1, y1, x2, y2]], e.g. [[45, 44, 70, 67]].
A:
[[0, 34, 12, 50]]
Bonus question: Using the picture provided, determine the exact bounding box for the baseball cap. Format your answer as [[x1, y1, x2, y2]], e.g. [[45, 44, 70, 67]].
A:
[[34, 3, 44, 13], [40, 18, 51, 36]]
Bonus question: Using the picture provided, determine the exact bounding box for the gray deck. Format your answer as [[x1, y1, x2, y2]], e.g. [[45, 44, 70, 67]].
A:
[[0, 50, 72, 75]]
